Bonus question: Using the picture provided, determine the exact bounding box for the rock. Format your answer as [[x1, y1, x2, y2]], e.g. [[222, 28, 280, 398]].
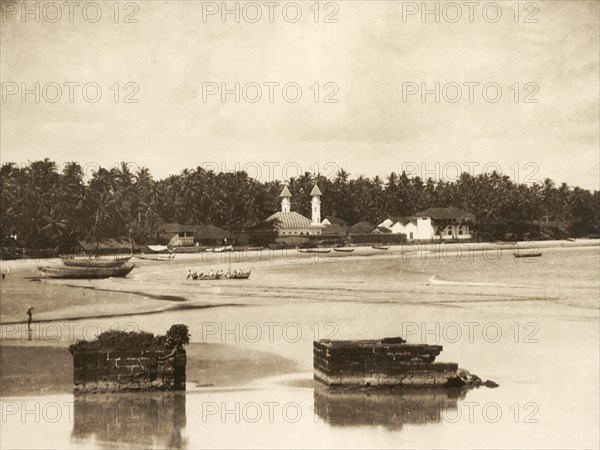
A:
[[484, 380, 499, 388]]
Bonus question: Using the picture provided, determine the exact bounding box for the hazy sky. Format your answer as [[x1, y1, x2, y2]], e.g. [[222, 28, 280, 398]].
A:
[[1, 0, 598, 189]]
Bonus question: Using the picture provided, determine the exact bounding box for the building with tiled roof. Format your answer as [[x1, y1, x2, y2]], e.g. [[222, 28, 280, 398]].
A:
[[321, 216, 347, 227], [266, 186, 324, 237], [376, 207, 474, 241]]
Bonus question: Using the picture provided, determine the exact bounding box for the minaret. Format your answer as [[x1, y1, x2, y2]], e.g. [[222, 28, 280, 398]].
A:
[[280, 186, 292, 213], [310, 185, 322, 225]]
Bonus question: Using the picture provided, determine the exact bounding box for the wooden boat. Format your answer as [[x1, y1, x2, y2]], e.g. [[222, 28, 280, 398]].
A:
[[39, 263, 135, 279], [211, 245, 234, 253], [61, 255, 132, 267], [191, 270, 251, 280], [334, 247, 355, 253], [298, 248, 332, 254], [371, 245, 390, 250], [134, 253, 176, 261], [513, 252, 542, 258], [247, 246, 266, 251]]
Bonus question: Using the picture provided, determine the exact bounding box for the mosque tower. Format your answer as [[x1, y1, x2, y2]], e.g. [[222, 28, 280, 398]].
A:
[[280, 186, 292, 213], [310, 185, 322, 225]]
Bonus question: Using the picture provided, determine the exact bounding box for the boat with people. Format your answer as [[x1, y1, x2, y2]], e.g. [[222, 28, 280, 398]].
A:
[[371, 245, 390, 250], [187, 269, 251, 280], [39, 263, 136, 279], [61, 255, 132, 267]]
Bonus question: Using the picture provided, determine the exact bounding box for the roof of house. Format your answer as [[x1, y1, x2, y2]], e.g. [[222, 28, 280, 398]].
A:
[[266, 211, 312, 228], [158, 223, 232, 239], [372, 226, 393, 234], [191, 224, 233, 240], [310, 185, 322, 196], [388, 216, 415, 225], [321, 223, 347, 235], [414, 207, 475, 221], [323, 216, 347, 226], [349, 221, 374, 234], [158, 223, 196, 233], [279, 186, 292, 198], [78, 238, 133, 251]]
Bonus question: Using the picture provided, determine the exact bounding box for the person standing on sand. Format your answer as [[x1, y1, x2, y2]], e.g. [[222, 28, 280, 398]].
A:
[[27, 305, 33, 331]]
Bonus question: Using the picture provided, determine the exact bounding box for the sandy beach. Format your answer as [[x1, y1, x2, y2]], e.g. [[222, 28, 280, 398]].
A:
[[1, 239, 599, 449]]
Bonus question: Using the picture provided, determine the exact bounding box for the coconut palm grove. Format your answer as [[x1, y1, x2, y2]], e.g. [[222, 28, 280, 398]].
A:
[[1, 159, 598, 250]]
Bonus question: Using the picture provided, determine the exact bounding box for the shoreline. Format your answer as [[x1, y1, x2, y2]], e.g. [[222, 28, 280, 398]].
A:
[[1, 238, 598, 270], [1, 239, 597, 325]]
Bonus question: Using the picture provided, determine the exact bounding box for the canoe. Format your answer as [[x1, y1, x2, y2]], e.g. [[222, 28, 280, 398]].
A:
[[334, 248, 355, 253], [211, 245, 234, 253], [190, 271, 251, 280], [298, 248, 332, 254], [39, 263, 135, 279], [371, 245, 390, 250], [61, 255, 132, 267], [513, 252, 542, 258], [134, 253, 176, 261], [247, 246, 266, 251]]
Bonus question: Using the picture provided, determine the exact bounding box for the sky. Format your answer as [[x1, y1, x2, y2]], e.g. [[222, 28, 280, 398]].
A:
[[1, 0, 599, 189]]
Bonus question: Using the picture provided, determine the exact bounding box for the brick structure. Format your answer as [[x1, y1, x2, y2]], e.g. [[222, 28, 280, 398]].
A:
[[314, 338, 459, 388], [72, 349, 186, 393]]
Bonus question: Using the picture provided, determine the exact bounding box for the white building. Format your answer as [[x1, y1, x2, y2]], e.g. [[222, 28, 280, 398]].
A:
[[376, 207, 474, 241]]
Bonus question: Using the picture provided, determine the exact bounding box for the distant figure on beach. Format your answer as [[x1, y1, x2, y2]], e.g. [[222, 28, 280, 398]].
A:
[[27, 305, 33, 330], [2, 264, 10, 280], [186, 269, 192, 280]]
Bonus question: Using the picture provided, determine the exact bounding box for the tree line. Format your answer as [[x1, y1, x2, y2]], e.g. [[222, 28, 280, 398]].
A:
[[1, 159, 598, 249]]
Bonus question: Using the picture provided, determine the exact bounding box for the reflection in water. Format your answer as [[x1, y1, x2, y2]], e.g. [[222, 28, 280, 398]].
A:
[[72, 392, 187, 449], [314, 385, 469, 430]]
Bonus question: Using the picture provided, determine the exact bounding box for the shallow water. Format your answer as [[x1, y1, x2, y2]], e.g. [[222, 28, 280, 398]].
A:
[[1, 245, 598, 448]]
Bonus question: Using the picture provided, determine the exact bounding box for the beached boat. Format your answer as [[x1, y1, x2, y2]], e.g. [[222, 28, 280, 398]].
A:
[[211, 245, 234, 253], [298, 248, 332, 254], [61, 255, 132, 267], [513, 251, 542, 258], [247, 246, 266, 251], [39, 263, 136, 279], [334, 247, 355, 253], [371, 245, 390, 250], [134, 253, 176, 261]]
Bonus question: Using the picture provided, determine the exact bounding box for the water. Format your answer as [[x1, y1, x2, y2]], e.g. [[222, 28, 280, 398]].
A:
[[1, 245, 598, 448]]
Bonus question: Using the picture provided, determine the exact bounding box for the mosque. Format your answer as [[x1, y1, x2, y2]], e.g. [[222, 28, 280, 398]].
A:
[[265, 185, 323, 237]]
